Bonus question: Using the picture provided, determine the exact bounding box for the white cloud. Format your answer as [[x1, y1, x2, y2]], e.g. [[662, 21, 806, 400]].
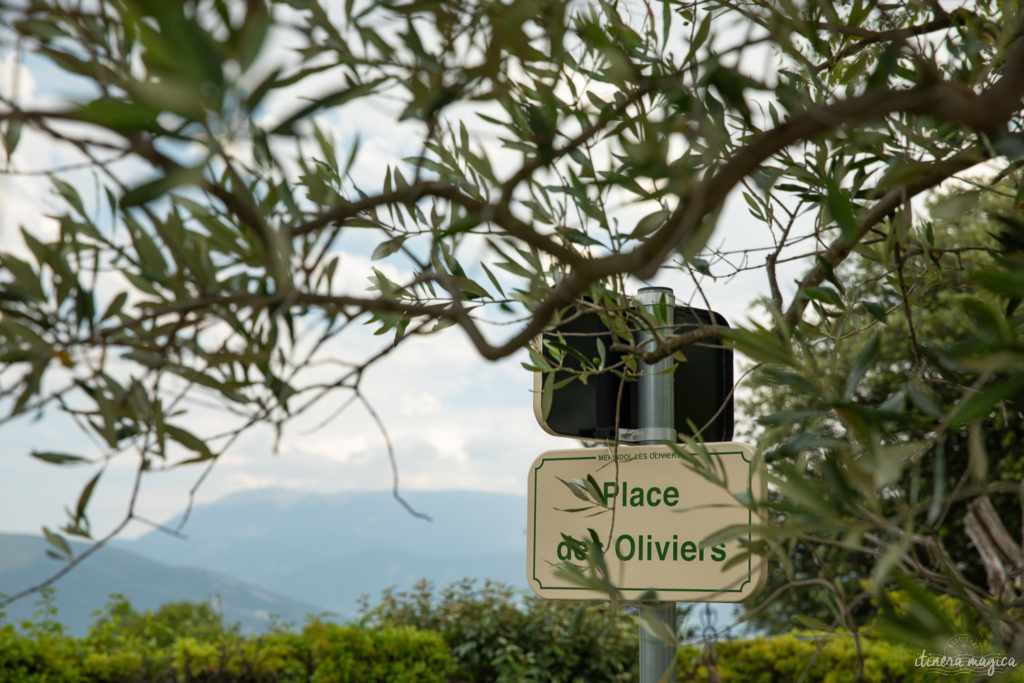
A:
[[0, 8, 794, 548]]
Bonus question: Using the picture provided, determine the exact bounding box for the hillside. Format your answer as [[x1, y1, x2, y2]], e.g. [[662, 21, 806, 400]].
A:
[[2, 489, 739, 637], [0, 533, 319, 635], [122, 489, 529, 617]]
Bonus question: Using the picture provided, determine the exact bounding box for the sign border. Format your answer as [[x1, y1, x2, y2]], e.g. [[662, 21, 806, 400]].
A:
[[527, 444, 763, 600]]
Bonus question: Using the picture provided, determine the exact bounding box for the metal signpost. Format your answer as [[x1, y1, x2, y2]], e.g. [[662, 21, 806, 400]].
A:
[[526, 287, 766, 683], [636, 287, 678, 682]]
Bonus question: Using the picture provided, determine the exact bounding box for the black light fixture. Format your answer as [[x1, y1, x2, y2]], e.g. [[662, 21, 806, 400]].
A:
[[533, 304, 734, 442]]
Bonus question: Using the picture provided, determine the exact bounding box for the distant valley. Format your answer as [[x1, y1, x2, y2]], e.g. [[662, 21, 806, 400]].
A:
[[122, 488, 528, 617], [0, 489, 528, 634], [0, 532, 319, 635]]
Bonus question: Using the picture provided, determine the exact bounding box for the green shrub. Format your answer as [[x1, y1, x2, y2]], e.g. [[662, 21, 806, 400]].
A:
[[304, 620, 453, 682], [7, 588, 1023, 682], [362, 579, 637, 682], [172, 636, 223, 680], [88, 594, 235, 649], [0, 593, 454, 682], [677, 632, 1024, 682], [79, 648, 157, 682], [233, 631, 313, 681], [0, 589, 84, 683]]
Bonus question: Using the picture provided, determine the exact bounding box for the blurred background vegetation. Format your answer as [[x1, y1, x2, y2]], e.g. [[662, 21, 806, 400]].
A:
[[1, 580, 983, 682]]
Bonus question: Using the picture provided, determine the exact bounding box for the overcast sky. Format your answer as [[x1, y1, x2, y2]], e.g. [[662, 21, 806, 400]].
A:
[[0, 12, 804, 544]]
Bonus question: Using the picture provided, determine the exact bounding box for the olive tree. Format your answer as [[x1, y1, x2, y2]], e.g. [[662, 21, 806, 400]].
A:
[[2, 0, 1023, 660], [739, 186, 1024, 640]]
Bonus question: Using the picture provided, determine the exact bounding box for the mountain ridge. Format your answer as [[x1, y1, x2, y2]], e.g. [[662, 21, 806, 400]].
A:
[[121, 487, 529, 616], [0, 532, 320, 636], [2, 488, 530, 634]]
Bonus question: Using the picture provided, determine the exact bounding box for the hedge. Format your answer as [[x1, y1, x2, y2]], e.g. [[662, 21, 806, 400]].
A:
[[4, 585, 1024, 682], [0, 620, 454, 682], [680, 633, 1024, 682]]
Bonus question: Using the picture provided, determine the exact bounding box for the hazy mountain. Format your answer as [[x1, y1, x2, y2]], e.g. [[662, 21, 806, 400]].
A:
[[0, 533, 319, 636], [122, 489, 529, 618], [2, 489, 740, 638]]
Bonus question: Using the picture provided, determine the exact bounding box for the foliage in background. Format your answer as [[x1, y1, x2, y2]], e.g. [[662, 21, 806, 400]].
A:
[[359, 579, 636, 682], [0, 589, 455, 682], [737, 201, 1024, 653], [88, 594, 236, 648], [740, 186, 1024, 635], [678, 632, 1009, 683], [4, 585, 997, 683]]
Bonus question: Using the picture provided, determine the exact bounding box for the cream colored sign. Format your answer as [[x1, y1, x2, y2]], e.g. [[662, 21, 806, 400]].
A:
[[526, 442, 765, 602]]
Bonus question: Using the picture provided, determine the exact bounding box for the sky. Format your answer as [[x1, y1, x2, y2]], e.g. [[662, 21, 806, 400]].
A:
[[0, 5, 804, 545]]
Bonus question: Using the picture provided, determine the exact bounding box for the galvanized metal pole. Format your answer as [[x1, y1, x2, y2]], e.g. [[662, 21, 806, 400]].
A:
[[635, 287, 677, 682]]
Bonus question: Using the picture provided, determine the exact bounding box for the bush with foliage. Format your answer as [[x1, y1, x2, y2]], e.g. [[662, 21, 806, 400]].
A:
[[360, 579, 637, 682], [8, 586, 1024, 681], [680, 634, 920, 682], [303, 620, 454, 683], [0, 592, 454, 682], [88, 594, 236, 649], [0, 588, 84, 682], [681, 631, 1024, 682], [0, 621, 83, 682]]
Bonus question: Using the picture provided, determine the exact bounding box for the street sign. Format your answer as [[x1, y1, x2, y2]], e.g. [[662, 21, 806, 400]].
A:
[[526, 442, 765, 602], [532, 305, 733, 442]]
